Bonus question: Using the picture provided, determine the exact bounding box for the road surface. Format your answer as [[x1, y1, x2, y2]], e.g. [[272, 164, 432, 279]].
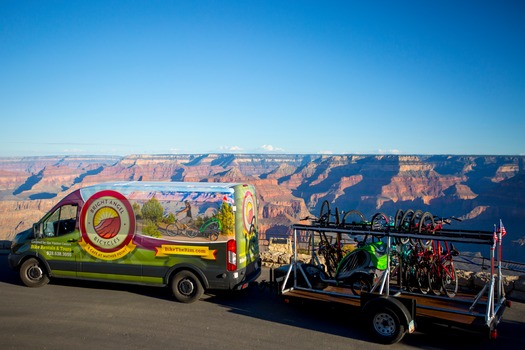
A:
[[1, 252, 524, 350]]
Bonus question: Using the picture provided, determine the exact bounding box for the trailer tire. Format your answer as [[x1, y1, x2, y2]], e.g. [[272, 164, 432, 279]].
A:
[[20, 257, 50, 288], [365, 306, 406, 344], [171, 270, 204, 303]]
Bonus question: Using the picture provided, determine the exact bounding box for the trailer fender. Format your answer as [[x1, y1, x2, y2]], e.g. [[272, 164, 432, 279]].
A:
[[361, 295, 416, 344]]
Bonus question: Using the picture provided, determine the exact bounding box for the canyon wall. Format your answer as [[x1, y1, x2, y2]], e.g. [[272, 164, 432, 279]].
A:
[[1, 154, 524, 261]]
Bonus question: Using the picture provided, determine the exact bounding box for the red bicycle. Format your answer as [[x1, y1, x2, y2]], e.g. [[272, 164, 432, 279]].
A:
[[424, 239, 459, 297]]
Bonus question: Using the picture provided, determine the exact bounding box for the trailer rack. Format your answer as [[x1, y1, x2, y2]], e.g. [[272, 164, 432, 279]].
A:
[[277, 221, 509, 344]]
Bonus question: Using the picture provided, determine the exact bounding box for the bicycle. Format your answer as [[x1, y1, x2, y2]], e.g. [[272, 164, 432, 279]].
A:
[[318, 200, 341, 227], [418, 214, 462, 298], [393, 209, 410, 245], [389, 243, 430, 295], [165, 217, 221, 241], [370, 212, 394, 231], [340, 209, 369, 229], [426, 240, 459, 297], [397, 209, 431, 247], [417, 213, 462, 248]]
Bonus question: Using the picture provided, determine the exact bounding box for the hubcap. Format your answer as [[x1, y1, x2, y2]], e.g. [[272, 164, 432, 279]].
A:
[[373, 313, 396, 336], [179, 278, 195, 296], [28, 265, 43, 281]]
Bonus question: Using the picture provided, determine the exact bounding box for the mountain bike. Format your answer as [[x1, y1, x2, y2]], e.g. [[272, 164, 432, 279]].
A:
[[318, 200, 341, 227], [370, 212, 395, 231], [340, 209, 369, 229], [397, 209, 430, 247], [426, 239, 460, 297], [418, 213, 461, 249], [388, 243, 430, 295]]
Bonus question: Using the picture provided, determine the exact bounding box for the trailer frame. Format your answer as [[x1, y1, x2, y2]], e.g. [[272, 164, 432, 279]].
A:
[[277, 221, 509, 344]]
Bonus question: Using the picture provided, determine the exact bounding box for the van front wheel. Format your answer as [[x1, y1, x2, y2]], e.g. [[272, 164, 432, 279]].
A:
[[171, 270, 203, 303], [20, 258, 50, 288]]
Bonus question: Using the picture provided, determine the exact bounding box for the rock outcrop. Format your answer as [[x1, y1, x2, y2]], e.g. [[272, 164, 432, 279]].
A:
[[1, 154, 524, 262]]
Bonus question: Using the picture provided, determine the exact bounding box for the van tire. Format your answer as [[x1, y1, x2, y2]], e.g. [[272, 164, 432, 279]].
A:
[[171, 270, 204, 303], [20, 258, 50, 288]]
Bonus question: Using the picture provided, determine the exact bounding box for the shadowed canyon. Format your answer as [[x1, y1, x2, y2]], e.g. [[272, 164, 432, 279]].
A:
[[1, 154, 524, 262]]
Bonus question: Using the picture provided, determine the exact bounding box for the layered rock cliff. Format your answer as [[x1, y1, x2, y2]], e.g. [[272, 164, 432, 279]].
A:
[[0, 154, 524, 261]]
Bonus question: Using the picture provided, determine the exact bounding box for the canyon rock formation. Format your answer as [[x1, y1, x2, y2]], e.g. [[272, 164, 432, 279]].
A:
[[0, 154, 524, 262]]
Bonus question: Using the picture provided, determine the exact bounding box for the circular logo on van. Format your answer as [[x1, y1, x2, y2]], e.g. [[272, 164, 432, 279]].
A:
[[79, 190, 136, 260]]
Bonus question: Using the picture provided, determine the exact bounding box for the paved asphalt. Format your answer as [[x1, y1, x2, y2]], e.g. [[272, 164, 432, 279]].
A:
[[1, 251, 524, 350]]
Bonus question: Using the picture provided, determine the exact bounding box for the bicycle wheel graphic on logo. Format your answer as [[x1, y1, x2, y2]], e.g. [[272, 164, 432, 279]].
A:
[[243, 191, 255, 234], [80, 190, 136, 260]]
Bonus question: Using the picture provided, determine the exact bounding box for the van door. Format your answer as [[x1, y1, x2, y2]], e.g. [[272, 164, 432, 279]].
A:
[[35, 204, 81, 277]]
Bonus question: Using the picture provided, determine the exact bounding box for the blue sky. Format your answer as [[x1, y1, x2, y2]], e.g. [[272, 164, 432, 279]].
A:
[[1, 0, 524, 157]]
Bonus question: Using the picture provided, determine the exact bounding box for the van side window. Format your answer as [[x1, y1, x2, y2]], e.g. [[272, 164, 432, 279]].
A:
[[42, 204, 78, 237]]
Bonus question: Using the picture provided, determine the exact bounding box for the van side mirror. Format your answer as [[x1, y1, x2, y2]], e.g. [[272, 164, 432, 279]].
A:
[[33, 223, 43, 238]]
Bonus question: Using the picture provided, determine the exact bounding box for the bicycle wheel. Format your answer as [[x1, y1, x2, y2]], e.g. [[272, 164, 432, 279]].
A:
[[166, 223, 179, 237], [347, 273, 372, 296], [319, 200, 331, 226], [394, 209, 404, 230], [417, 212, 434, 248], [342, 210, 366, 227], [428, 261, 443, 296], [399, 209, 414, 231], [409, 210, 423, 247], [405, 265, 419, 293], [404, 250, 420, 293], [318, 240, 338, 277], [371, 212, 389, 231], [185, 229, 198, 238], [441, 259, 458, 298], [394, 209, 410, 245], [416, 262, 430, 295], [399, 209, 415, 246]]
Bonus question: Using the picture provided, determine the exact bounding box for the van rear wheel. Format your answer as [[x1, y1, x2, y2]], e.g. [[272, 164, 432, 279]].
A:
[[20, 258, 50, 288], [171, 270, 203, 303]]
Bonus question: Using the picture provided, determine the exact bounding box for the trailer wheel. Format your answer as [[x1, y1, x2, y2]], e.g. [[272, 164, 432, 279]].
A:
[[20, 258, 50, 288], [366, 307, 406, 344], [171, 270, 203, 303]]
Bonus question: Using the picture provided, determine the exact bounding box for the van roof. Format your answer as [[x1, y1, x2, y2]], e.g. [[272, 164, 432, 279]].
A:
[[79, 181, 243, 198]]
